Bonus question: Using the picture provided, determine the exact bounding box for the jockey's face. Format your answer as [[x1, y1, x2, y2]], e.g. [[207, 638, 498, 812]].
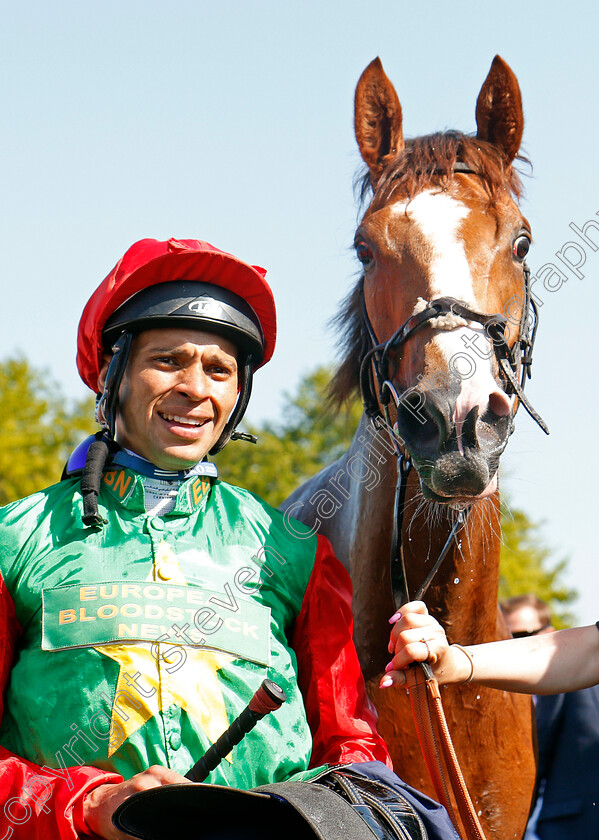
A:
[[99, 327, 238, 469]]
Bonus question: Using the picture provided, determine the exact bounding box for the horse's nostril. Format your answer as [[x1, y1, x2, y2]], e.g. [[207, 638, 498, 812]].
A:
[[403, 391, 424, 415], [488, 390, 512, 418], [400, 407, 438, 446], [396, 389, 450, 449]]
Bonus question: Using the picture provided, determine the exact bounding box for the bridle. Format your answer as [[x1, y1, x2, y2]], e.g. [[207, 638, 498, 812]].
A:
[[355, 171, 548, 607], [359, 269, 548, 439]]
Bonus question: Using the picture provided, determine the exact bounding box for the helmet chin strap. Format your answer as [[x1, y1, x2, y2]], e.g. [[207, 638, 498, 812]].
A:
[[81, 332, 133, 527], [210, 355, 256, 454], [96, 332, 133, 439]]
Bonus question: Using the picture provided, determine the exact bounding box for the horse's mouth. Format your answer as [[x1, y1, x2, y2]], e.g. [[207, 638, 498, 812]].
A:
[[418, 470, 498, 507], [411, 445, 501, 505], [398, 397, 511, 505]]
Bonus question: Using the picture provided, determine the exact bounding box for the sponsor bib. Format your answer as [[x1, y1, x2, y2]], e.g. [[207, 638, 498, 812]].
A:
[[42, 581, 271, 666]]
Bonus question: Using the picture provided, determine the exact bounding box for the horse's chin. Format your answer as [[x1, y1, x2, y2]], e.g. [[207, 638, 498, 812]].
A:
[[418, 468, 498, 508]]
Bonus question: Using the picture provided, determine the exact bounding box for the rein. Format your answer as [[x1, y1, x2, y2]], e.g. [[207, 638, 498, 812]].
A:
[[388, 448, 467, 610], [382, 436, 487, 840]]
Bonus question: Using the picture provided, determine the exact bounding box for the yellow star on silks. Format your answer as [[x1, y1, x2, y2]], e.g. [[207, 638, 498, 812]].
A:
[[93, 540, 233, 758], [96, 643, 233, 756]]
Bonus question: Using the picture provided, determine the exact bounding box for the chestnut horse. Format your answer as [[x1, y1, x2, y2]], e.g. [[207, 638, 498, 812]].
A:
[[283, 57, 542, 839]]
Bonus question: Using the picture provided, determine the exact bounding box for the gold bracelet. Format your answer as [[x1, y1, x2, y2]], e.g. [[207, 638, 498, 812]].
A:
[[452, 644, 474, 684]]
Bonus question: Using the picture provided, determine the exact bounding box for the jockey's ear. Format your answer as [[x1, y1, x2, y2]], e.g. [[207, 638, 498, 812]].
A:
[[97, 352, 112, 393]]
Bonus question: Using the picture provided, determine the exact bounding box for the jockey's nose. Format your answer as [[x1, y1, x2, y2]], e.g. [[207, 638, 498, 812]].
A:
[[175, 364, 212, 401]]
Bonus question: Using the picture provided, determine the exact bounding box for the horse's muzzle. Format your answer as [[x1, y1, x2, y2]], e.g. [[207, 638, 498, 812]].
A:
[[395, 386, 514, 501]]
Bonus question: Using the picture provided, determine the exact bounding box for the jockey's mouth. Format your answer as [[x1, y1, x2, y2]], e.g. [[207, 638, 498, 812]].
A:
[[159, 412, 213, 428]]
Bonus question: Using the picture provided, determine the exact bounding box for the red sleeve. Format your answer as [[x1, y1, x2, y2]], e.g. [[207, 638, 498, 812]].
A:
[[0, 574, 122, 840], [291, 536, 392, 770]]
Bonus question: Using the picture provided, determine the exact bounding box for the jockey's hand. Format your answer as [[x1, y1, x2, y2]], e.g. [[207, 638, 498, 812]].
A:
[[379, 600, 472, 688], [82, 765, 189, 839]]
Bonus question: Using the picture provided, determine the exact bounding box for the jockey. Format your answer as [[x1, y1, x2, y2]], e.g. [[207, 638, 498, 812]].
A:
[[0, 238, 455, 840]]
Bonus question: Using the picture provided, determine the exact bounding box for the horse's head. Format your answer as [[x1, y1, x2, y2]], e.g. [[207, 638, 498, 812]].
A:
[[333, 56, 541, 506]]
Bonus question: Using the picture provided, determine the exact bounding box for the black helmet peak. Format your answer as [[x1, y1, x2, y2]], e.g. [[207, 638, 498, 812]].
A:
[[103, 281, 265, 366]]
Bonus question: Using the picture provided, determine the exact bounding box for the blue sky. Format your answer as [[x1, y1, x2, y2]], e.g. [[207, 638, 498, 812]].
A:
[[1, 1, 598, 622]]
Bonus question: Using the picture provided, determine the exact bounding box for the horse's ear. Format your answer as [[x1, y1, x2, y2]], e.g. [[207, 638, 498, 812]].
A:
[[475, 55, 524, 163], [355, 58, 404, 185]]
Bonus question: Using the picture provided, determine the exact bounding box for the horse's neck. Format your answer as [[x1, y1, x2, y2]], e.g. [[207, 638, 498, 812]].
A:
[[401, 482, 502, 644], [282, 413, 503, 677]]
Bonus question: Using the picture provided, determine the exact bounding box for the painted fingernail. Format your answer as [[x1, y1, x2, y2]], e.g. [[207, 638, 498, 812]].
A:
[[385, 660, 395, 673], [389, 611, 402, 624], [380, 675, 393, 688]]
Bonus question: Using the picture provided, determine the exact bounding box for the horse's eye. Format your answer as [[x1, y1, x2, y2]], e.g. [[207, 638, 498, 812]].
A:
[[512, 235, 530, 261], [356, 242, 374, 266]]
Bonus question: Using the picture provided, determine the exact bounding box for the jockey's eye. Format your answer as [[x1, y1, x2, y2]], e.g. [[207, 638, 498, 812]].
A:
[[512, 235, 530, 261], [355, 242, 374, 266]]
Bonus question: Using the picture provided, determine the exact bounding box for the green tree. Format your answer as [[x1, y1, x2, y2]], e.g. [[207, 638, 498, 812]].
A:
[[499, 502, 576, 628], [214, 367, 362, 505], [0, 356, 96, 505], [217, 366, 576, 622]]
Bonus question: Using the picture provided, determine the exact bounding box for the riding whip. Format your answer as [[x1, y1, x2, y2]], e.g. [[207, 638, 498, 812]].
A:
[[185, 678, 287, 782]]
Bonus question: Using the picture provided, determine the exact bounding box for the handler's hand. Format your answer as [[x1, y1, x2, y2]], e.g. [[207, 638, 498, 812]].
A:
[[379, 600, 469, 688], [83, 765, 189, 839]]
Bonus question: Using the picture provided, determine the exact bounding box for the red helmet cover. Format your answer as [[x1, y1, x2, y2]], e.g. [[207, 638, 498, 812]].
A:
[[77, 238, 277, 391]]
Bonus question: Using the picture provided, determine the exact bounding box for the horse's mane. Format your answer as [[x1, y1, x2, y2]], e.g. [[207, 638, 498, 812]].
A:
[[329, 131, 528, 406]]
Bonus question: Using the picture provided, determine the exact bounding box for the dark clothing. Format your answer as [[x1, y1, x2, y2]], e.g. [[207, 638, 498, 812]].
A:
[[535, 686, 599, 840], [352, 762, 460, 840]]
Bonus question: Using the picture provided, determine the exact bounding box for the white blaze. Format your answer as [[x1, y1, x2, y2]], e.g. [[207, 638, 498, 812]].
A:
[[392, 191, 474, 305], [392, 191, 512, 459]]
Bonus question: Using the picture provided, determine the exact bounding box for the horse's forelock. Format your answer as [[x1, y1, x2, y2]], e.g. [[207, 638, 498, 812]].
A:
[[371, 132, 527, 211], [330, 131, 529, 403]]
